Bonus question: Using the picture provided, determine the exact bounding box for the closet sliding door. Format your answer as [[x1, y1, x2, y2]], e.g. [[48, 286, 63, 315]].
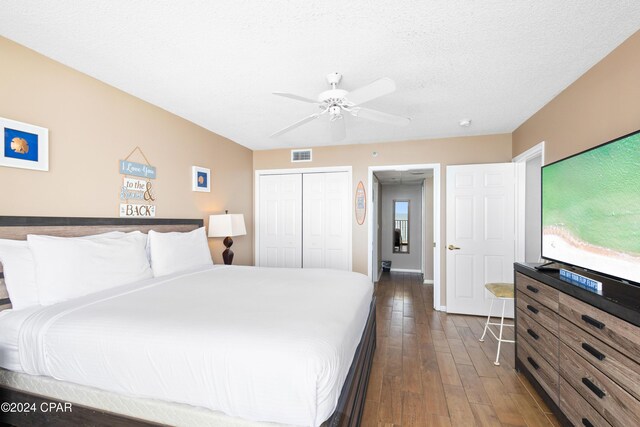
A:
[[257, 171, 351, 271], [258, 174, 302, 268], [303, 172, 350, 270]]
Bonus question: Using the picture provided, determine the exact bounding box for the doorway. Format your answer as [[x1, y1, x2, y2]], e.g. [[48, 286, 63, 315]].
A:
[[376, 173, 425, 273], [514, 142, 545, 263], [368, 164, 441, 310]]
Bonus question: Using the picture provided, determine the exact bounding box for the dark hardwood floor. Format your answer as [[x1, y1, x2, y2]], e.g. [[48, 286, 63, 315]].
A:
[[361, 272, 559, 426]]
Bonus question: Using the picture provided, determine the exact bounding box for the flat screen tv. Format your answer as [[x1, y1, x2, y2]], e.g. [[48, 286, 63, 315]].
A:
[[541, 129, 640, 285]]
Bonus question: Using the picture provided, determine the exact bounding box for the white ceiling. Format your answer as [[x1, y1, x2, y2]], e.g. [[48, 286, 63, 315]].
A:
[[375, 170, 433, 185], [1, 1, 639, 151]]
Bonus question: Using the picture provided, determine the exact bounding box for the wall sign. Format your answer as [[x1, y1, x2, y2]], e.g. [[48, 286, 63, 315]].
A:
[[119, 160, 156, 179], [119, 203, 156, 217], [119, 146, 156, 217], [120, 177, 155, 202], [355, 181, 366, 225]]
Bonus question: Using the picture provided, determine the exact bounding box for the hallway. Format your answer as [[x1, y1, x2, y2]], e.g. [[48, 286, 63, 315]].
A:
[[362, 272, 559, 426]]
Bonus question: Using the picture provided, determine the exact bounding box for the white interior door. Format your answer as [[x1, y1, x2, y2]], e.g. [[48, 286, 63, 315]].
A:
[[303, 172, 350, 270], [258, 174, 302, 268], [446, 163, 515, 316]]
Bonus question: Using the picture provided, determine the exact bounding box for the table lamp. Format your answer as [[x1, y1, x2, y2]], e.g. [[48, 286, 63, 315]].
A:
[[208, 211, 246, 265]]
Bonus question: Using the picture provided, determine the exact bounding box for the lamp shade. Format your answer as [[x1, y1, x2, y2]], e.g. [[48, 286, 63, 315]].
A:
[[208, 214, 246, 238]]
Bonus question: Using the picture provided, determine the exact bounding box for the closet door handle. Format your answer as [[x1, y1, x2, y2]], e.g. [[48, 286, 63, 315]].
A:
[[526, 304, 539, 314], [582, 377, 605, 399], [526, 285, 539, 293], [582, 418, 594, 427], [527, 357, 539, 370], [582, 343, 605, 361], [527, 329, 539, 340], [581, 315, 605, 329]]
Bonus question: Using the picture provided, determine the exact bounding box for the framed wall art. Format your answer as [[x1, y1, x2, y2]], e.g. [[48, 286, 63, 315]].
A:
[[1, 117, 49, 171], [192, 166, 211, 192], [355, 180, 366, 225]]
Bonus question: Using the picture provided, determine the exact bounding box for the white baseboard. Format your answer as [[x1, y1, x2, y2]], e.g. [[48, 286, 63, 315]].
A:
[[390, 268, 422, 273], [423, 279, 434, 284], [435, 305, 446, 312]]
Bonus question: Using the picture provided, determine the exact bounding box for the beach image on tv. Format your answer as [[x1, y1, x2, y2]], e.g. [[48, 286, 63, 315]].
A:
[[542, 131, 640, 284]]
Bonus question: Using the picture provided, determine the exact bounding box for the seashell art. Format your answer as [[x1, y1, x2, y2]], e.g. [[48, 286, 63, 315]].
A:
[[10, 137, 29, 154]]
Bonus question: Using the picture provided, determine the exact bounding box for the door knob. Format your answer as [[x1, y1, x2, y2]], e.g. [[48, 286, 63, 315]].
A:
[[448, 244, 461, 250]]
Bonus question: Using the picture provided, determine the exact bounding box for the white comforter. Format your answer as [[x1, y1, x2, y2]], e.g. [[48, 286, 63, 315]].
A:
[[18, 265, 373, 426]]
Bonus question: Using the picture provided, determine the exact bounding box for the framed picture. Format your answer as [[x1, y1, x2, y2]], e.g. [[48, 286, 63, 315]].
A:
[[192, 166, 211, 192], [1, 117, 49, 171]]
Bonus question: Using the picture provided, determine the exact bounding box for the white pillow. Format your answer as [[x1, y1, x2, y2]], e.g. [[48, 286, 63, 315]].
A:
[[0, 231, 126, 310], [148, 227, 213, 277], [28, 231, 152, 305], [0, 240, 38, 310]]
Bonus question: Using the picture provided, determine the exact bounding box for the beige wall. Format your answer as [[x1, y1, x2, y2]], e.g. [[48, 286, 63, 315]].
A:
[[0, 37, 254, 265], [513, 31, 640, 163], [5, 28, 633, 302], [254, 133, 513, 305]]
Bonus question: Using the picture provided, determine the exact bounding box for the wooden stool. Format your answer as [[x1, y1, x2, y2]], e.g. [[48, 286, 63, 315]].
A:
[[479, 283, 515, 366]]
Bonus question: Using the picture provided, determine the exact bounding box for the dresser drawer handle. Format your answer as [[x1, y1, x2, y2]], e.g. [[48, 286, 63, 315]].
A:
[[527, 357, 540, 370], [582, 377, 605, 399], [526, 304, 539, 314], [527, 329, 539, 340], [582, 418, 594, 427], [582, 342, 606, 361], [526, 285, 539, 293], [581, 315, 605, 329]]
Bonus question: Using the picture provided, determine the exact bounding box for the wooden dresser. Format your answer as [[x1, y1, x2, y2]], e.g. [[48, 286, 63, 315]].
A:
[[514, 263, 640, 427]]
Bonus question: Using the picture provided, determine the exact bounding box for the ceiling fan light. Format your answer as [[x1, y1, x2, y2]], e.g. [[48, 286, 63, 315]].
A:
[[329, 105, 342, 118]]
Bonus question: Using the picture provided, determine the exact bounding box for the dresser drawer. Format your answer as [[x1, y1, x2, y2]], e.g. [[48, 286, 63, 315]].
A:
[[518, 333, 558, 403], [559, 376, 612, 427], [516, 291, 559, 336], [559, 317, 640, 401], [517, 308, 558, 366], [515, 273, 558, 311], [559, 341, 640, 427], [559, 293, 640, 359]]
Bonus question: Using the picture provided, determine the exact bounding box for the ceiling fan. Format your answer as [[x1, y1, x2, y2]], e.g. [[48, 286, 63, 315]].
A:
[[271, 72, 410, 141]]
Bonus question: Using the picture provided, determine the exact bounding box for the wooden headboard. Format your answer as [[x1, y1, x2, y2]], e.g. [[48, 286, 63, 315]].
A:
[[0, 216, 204, 310]]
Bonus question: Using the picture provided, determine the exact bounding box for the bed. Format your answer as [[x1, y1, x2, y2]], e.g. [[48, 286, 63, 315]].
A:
[[0, 216, 376, 427]]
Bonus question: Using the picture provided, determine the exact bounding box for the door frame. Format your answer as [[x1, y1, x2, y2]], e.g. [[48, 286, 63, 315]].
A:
[[254, 166, 353, 271], [512, 142, 545, 263], [371, 175, 380, 281], [367, 164, 442, 310]]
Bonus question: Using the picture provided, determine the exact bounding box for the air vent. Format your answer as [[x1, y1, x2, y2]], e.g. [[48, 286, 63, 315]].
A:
[[291, 149, 312, 162]]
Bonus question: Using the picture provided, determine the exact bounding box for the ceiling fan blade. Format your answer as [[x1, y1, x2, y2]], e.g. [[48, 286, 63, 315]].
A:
[[330, 118, 346, 142], [273, 92, 319, 104], [352, 107, 411, 126], [347, 77, 396, 106], [270, 113, 320, 137]]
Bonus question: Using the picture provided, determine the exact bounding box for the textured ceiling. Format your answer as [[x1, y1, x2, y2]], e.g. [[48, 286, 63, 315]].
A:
[[1, 1, 639, 150]]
